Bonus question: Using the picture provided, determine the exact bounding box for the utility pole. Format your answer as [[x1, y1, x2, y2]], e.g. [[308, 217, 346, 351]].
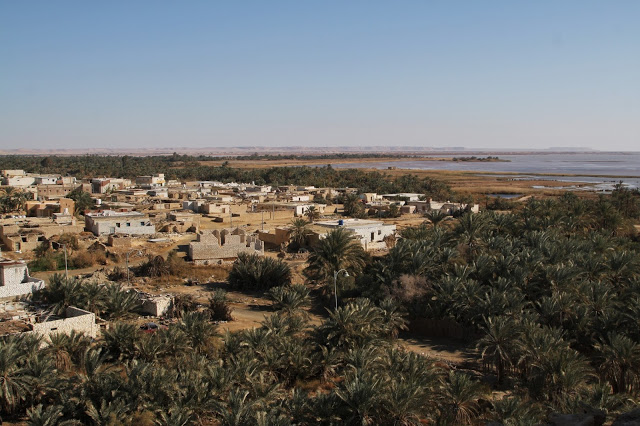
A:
[[62, 244, 68, 279], [261, 210, 264, 231]]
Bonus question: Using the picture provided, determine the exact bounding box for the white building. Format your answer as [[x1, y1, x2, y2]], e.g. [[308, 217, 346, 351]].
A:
[[84, 210, 155, 236], [0, 258, 45, 299], [312, 219, 396, 250]]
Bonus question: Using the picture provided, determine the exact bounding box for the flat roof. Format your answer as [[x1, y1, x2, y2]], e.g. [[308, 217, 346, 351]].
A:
[[314, 218, 387, 228]]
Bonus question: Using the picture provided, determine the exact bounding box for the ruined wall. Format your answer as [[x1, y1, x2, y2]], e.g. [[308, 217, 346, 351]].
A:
[[140, 296, 173, 316]]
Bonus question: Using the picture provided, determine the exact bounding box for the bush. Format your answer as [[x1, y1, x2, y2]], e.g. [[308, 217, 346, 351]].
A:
[[227, 253, 292, 290], [208, 289, 233, 321], [28, 252, 60, 272], [135, 251, 186, 278]]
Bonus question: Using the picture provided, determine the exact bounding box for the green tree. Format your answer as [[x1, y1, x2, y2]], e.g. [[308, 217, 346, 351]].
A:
[[304, 228, 368, 299], [228, 253, 292, 290], [289, 218, 311, 249]]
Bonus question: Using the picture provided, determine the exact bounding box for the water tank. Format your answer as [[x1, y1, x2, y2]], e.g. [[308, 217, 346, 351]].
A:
[[338, 219, 344, 226]]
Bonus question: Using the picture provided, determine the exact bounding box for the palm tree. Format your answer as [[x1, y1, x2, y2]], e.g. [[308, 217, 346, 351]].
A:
[[343, 193, 363, 217], [424, 209, 448, 227], [477, 316, 521, 385], [594, 332, 640, 394], [305, 205, 320, 222], [317, 299, 385, 352], [0, 339, 32, 414], [377, 298, 408, 339], [44, 333, 73, 371], [228, 253, 292, 290], [267, 284, 311, 315], [334, 370, 382, 425], [529, 347, 594, 404], [213, 389, 257, 426], [102, 283, 140, 319], [289, 218, 311, 248], [488, 396, 544, 425], [178, 311, 219, 354], [439, 371, 487, 425], [102, 322, 139, 361], [25, 404, 67, 426], [304, 228, 368, 299], [208, 289, 234, 321], [454, 212, 487, 260]]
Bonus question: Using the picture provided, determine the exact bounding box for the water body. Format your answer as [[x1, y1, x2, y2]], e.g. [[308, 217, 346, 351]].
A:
[[487, 193, 523, 199], [321, 153, 640, 190]]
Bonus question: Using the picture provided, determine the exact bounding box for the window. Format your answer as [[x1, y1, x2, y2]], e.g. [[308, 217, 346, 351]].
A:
[[116, 223, 121, 228], [140, 221, 145, 226], [126, 223, 131, 227], [378, 230, 382, 235]]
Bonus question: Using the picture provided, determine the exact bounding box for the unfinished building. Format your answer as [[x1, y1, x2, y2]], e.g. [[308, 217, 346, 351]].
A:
[[189, 228, 264, 264], [0, 305, 99, 340], [0, 217, 84, 252]]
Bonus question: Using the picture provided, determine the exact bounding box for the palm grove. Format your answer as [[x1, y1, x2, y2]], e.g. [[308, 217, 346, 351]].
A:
[[2, 184, 640, 424]]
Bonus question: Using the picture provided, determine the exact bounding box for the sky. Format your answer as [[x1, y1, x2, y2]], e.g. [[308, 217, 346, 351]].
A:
[[1, 1, 639, 151]]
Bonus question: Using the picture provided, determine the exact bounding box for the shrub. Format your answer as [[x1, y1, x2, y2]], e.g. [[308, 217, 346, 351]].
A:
[[208, 289, 233, 321], [227, 253, 291, 290]]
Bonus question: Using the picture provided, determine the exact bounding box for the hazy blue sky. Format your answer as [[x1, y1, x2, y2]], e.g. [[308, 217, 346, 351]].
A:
[[1, 1, 638, 151]]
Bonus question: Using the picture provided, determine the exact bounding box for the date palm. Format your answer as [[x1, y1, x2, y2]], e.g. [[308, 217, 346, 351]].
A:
[[213, 389, 258, 426], [334, 369, 382, 425], [378, 298, 408, 339], [267, 284, 311, 315], [228, 253, 292, 290], [477, 316, 521, 385], [439, 371, 487, 425], [424, 209, 448, 227], [594, 332, 640, 394], [305, 205, 320, 222], [0, 340, 31, 414], [179, 311, 219, 354], [102, 283, 140, 319], [304, 227, 368, 298], [455, 212, 487, 260], [289, 217, 311, 248], [102, 322, 139, 361]]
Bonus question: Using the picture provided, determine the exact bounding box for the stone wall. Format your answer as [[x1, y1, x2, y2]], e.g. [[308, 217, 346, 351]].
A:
[[189, 228, 264, 263], [139, 295, 173, 316], [31, 307, 98, 339], [0, 279, 45, 299]]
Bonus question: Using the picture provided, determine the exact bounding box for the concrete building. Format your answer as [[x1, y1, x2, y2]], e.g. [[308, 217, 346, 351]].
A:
[[310, 219, 396, 250], [35, 184, 78, 199], [25, 198, 74, 218], [84, 211, 155, 236], [381, 193, 423, 202], [138, 292, 173, 317], [258, 227, 291, 249], [0, 258, 45, 299], [136, 174, 165, 188], [407, 199, 480, 214], [91, 178, 131, 194], [255, 202, 326, 217], [189, 228, 264, 264]]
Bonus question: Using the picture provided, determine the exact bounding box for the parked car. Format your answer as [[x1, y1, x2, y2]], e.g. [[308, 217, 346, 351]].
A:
[[140, 322, 167, 334]]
